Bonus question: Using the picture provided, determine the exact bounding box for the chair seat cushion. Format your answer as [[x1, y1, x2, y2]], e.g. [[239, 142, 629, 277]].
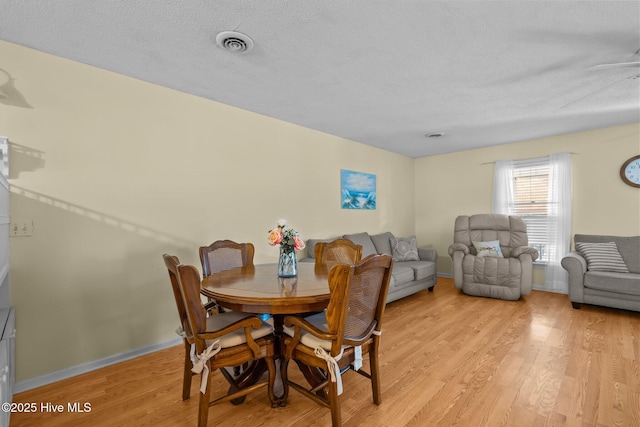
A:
[[283, 312, 337, 351], [205, 311, 273, 349]]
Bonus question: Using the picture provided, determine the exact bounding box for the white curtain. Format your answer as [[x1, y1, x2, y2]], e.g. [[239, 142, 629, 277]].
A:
[[492, 159, 514, 214], [492, 153, 572, 293], [544, 153, 572, 293]]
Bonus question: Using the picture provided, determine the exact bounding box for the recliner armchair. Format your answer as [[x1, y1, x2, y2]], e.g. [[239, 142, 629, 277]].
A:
[[448, 214, 539, 300]]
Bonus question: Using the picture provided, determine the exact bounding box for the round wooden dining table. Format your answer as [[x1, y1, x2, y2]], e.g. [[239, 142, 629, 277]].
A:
[[200, 262, 332, 315], [200, 262, 333, 405]]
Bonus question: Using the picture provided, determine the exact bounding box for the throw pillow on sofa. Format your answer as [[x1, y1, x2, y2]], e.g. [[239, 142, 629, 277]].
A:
[[390, 236, 419, 261], [576, 241, 629, 273]]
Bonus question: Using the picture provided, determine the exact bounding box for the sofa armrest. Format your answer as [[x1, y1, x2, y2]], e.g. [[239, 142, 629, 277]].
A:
[[448, 243, 469, 257], [418, 247, 438, 262], [450, 250, 466, 289], [512, 246, 539, 262], [561, 252, 587, 303], [561, 252, 587, 274], [448, 244, 468, 290]]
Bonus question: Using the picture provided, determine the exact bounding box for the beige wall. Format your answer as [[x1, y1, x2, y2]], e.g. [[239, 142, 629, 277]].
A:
[[415, 123, 640, 276], [3, 39, 640, 384], [1, 41, 415, 382]]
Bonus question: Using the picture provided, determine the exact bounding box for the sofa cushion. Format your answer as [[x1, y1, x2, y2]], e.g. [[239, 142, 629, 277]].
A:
[[397, 260, 436, 281], [343, 232, 377, 257], [390, 264, 415, 287], [576, 241, 629, 273], [462, 256, 522, 287], [615, 236, 640, 273], [305, 238, 335, 259], [370, 232, 394, 256], [390, 235, 419, 261], [584, 272, 640, 296], [386, 275, 397, 292]]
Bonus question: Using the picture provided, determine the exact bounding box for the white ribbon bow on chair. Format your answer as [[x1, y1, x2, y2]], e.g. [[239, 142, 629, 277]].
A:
[[314, 347, 343, 396], [175, 325, 186, 338], [177, 325, 200, 374], [191, 340, 222, 394]]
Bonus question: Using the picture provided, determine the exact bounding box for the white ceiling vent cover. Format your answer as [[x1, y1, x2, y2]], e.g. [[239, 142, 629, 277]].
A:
[[216, 31, 254, 53]]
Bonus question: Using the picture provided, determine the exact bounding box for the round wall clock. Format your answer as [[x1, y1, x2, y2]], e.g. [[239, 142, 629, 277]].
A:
[[620, 155, 640, 188]]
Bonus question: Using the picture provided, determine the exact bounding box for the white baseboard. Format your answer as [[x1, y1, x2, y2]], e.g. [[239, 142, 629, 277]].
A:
[[13, 336, 182, 394], [532, 284, 568, 294], [13, 273, 450, 394]]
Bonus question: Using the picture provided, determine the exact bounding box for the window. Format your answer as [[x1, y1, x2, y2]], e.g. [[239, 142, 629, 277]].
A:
[[512, 160, 552, 263], [493, 153, 572, 293]]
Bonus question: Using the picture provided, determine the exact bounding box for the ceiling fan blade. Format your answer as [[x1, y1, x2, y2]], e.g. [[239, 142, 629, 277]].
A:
[[589, 61, 640, 70], [590, 48, 640, 70]]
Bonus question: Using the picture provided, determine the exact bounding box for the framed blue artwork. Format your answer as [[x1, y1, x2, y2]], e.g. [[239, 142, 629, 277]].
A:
[[341, 169, 376, 210]]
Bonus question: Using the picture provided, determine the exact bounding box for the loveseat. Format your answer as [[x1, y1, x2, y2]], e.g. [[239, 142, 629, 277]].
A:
[[300, 232, 438, 303], [561, 234, 640, 312]]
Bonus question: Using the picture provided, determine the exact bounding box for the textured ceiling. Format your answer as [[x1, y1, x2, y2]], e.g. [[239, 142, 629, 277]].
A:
[[1, 1, 639, 158]]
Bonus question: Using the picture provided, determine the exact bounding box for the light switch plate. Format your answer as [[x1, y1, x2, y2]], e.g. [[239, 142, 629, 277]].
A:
[[10, 219, 33, 237]]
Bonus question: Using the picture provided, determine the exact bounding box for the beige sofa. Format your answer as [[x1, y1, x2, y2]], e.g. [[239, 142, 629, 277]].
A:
[[300, 231, 438, 303], [561, 234, 640, 312]]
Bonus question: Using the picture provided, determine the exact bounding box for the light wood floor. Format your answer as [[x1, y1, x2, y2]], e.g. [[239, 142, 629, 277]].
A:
[[11, 278, 640, 426]]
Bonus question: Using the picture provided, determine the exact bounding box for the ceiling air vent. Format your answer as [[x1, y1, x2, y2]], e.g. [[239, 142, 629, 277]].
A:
[[425, 132, 445, 138], [216, 31, 254, 53]]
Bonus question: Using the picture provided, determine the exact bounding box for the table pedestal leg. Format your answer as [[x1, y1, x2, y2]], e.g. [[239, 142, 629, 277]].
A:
[[220, 359, 268, 405]]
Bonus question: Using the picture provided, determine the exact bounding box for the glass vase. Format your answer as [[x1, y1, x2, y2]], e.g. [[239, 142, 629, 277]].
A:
[[278, 247, 298, 277]]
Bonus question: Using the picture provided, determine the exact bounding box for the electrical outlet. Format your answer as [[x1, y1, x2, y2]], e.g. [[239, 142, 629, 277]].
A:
[[10, 219, 33, 237]]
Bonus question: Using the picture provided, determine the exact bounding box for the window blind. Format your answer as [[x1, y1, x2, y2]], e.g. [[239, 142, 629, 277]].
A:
[[511, 158, 552, 263]]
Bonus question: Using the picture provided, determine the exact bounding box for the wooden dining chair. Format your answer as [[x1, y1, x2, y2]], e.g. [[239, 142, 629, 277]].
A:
[[163, 254, 197, 401], [199, 240, 255, 277], [314, 239, 363, 269], [199, 240, 255, 312], [163, 255, 276, 426], [280, 254, 394, 427]]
